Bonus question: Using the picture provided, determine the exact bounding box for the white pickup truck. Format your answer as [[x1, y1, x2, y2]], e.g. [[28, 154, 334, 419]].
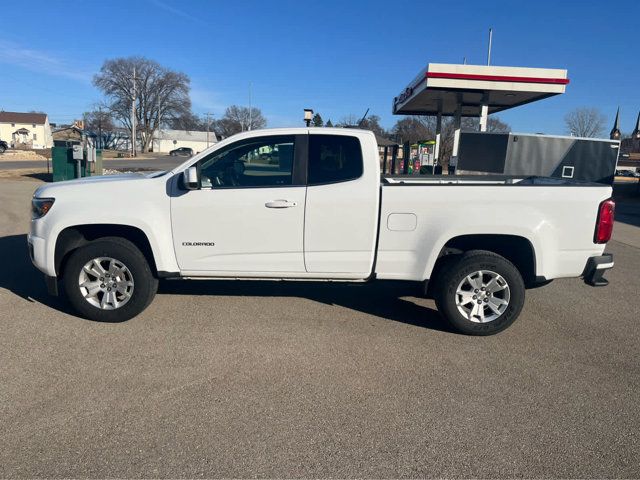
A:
[[28, 128, 615, 335]]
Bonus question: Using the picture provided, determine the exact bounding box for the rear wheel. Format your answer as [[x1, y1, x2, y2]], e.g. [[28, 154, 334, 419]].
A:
[[62, 237, 158, 322], [0, 145, 6, 154], [434, 250, 525, 335]]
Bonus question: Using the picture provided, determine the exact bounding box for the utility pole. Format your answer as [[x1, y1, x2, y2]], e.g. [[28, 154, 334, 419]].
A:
[[206, 112, 212, 148], [131, 66, 137, 157], [156, 103, 161, 154], [248, 82, 253, 131], [98, 106, 102, 150], [487, 28, 493, 66]]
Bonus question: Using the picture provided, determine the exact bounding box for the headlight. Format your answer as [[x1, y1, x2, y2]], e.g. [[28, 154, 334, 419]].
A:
[[32, 197, 55, 219]]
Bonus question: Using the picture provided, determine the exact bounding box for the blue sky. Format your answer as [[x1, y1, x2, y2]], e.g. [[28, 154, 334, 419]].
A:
[[1, 0, 639, 135]]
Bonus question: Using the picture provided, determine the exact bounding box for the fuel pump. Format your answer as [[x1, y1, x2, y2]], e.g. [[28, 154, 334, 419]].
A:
[[417, 140, 435, 174]]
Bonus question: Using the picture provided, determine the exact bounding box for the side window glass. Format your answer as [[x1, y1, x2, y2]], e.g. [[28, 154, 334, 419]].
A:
[[198, 136, 295, 188], [308, 135, 363, 185]]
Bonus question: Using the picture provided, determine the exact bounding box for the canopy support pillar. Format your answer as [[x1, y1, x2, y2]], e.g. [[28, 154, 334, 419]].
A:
[[479, 103, 489, 132], [434, 103, 443, 164], [451, 103, 462, 174], [452, 103, 462, 156]]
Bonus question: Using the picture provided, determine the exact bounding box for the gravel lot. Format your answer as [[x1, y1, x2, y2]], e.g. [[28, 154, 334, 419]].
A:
[[0, 179, 638, 478]]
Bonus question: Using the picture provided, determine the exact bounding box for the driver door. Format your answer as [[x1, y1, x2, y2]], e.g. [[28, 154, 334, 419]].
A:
[[170, 134, 307, 274]]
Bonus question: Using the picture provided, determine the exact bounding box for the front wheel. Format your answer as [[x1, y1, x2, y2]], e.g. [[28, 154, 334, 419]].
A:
[[62, 237, 158, 322], [434, 250, 525, 335]]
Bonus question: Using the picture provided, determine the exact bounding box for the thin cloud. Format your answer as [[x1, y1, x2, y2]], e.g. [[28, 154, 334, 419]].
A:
[[147, 0, 207, 25], [190, 86, 227, 114], [0, 39, 92, 82], [265, 113, 299, 128]]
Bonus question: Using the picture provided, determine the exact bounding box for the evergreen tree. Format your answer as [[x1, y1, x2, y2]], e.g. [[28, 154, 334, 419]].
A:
[[325, 119, 333, 127], [312, 113, 323, 127]]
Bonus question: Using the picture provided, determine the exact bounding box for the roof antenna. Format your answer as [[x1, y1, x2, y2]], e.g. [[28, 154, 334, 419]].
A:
[[357, 108, 370, 127]]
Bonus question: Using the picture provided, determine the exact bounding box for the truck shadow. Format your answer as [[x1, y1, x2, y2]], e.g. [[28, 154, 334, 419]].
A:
[[0, 233, 451, 333], [0, 234, 74, 315], [615, 201, 640, 227], [158, 280, 452, 333]]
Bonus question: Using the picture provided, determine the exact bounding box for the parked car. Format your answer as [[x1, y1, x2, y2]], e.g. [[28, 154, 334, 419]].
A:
[[615, 169, 640, 178], [28, 128, 615, 335], [169, 147, 193, 157], [0, 140, 8, 154]]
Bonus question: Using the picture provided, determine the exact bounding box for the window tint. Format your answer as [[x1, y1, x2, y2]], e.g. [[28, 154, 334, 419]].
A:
[[308, 135, 363, 185], [199, 135, 295, 188]]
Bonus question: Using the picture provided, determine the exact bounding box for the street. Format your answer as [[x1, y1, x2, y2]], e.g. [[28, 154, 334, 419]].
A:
[[0, 155, 186, 172], [0, 178, 638, 478]]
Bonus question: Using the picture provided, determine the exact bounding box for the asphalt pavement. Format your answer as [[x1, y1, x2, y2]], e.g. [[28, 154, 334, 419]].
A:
[[0, 179, 638, 478]]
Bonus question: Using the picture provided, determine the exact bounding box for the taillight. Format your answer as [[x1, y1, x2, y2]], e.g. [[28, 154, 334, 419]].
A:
[[594, 199, 615, 244]]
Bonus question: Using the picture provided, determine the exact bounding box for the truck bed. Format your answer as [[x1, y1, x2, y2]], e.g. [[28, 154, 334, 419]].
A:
[[375, 176, 612, 282], [382, 175, 604, 186]]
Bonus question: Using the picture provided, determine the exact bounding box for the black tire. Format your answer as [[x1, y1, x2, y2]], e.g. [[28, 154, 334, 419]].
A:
[[0, 146, 6, 154], [62, 237, 158, 322], [434, 250, 525, 336]]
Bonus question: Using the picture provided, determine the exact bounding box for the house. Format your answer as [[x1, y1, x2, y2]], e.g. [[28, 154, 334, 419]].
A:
[[52, 125, 97, 147], [0, 111, 53, 149], [153, 129, 217, 154]]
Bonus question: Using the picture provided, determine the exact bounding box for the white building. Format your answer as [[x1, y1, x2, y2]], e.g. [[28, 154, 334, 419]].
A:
[[0, 111, 53, 149], [153, 129, 217, 154]]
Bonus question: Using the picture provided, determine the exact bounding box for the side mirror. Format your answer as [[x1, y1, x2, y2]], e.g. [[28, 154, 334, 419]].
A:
[[182, 166, 199, 190]]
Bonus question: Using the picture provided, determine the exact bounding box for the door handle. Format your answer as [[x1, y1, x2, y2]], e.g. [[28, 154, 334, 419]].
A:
[[265, 199, 297, 208]]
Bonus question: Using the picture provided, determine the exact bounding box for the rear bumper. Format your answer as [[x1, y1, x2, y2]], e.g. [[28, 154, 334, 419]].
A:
[[583, 253, 614, 287]]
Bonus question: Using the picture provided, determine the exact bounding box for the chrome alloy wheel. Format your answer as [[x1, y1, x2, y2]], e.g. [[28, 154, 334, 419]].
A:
[[78, 257, 134, 310], [455, 270, 510, 323]]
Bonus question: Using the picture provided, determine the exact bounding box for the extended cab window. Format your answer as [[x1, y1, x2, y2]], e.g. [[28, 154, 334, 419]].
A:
[[199, 136, 295, 188], [308, 135, 363, 185]]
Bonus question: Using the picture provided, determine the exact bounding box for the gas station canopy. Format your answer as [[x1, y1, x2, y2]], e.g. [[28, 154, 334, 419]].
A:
[[393, 63, 569, 117]]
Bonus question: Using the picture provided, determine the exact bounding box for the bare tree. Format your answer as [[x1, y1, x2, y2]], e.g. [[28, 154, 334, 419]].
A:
[[213, 105, 266, 138], [93, 56, 191, 152], [391, 115, 511, 164], [391, 116, 432, 144], [564, 107, 606, 138], [83, 107, 117, 149], [461, 116, 511, 133], [336, 113, 387, 137], [359, 115, 387, 137], [337, 113, 361, 127], [167, 112, 208, 131]]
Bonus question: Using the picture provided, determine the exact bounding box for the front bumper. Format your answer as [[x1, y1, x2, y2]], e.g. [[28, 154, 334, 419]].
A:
[[583, 254, 614, 287], [28, 234, 59, 296], [27, 233, 48, 273]]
